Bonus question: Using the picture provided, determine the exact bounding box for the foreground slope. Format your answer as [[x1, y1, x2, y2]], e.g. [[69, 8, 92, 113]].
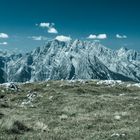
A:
[[0, 80, 140, 140]]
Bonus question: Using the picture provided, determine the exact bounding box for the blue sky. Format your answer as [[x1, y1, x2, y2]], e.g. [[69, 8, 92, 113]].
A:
[[0, 0, 140, 52]]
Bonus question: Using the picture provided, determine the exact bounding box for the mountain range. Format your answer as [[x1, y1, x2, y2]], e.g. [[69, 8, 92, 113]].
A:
[[0, 39, 140, 83]]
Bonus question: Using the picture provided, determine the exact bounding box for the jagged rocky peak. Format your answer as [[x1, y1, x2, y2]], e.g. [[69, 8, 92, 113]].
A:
[[117, 47, 140, 61], [0, 39, 140, 83], [119, 47, 128, 51]]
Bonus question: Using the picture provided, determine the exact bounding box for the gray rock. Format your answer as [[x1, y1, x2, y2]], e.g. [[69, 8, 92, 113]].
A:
[[0, 39, 140, 83]]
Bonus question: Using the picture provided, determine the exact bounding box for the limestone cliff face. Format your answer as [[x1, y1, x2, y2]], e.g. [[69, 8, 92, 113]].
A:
[[1, 39, 140, 83]]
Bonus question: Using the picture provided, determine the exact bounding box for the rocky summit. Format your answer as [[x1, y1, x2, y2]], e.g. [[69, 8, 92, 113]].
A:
[[0, 39, 140, 83]]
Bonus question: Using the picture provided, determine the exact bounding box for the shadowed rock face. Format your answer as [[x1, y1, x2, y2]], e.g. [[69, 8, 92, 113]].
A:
[[0, 69, 5, 83], [0, 39, 140, 83], [0, 57, 7, 83]]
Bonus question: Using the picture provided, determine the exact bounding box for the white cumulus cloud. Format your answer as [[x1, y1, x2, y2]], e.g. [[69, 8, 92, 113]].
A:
[[97, 34, 107, 39], [29, 36, 48, 41], [39, 23, 50, 28], [38, 22, 58, 34], [55, 35, 71, 42], [0, 33, 9, 38], [88, 34, 97, 39], [88, 34, 107, 39], [116, 34, 127, 39], [0, 42, 8, 45], [48, 27, 58, 34]]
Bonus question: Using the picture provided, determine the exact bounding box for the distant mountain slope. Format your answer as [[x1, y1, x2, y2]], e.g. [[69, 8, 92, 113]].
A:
[[0, 39, 140, 83]]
